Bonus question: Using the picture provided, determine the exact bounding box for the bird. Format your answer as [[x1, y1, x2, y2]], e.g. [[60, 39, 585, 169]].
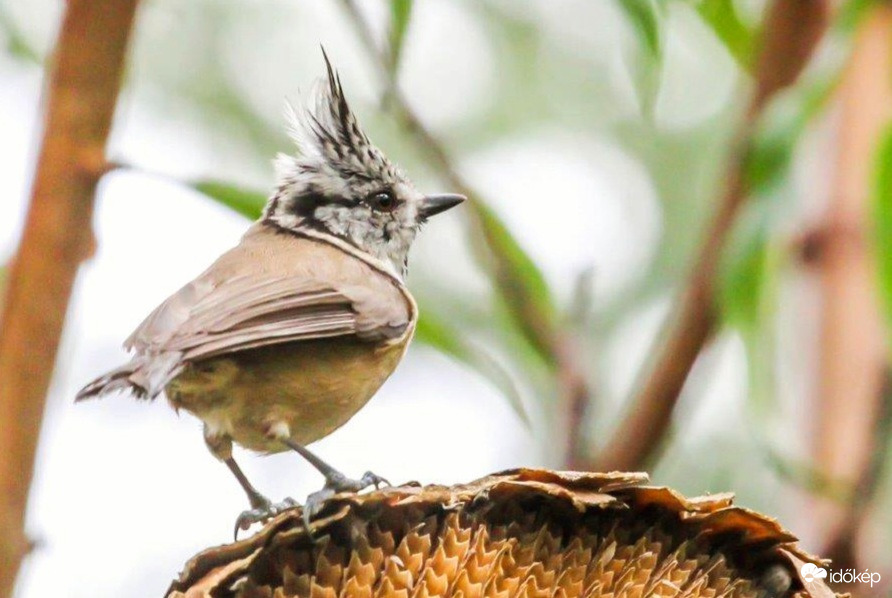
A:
[[76, 52, 465, 535]]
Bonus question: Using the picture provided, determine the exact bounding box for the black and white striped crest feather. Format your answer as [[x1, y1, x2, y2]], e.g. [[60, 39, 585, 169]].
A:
[[265, 52, 424, 278]]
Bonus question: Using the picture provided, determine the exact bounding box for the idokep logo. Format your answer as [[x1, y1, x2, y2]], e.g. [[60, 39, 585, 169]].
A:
[[801, 562, 882, 588], [800, 563, 827, 583]]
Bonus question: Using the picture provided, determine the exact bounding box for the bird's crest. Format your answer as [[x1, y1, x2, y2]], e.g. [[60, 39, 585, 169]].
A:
[[263, 50, 444, 280], [271, 50, 401, 201]]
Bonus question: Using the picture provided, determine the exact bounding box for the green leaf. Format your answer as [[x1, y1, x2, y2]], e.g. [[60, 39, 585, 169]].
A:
[[618, 0, 662, 57], [695, 0, 755, 70], [0, 8, 41, 64], [190, 180, 267, 220], [472, 201, 559, 363], [745, 118, 796, 194], [761, 444, 852, 502], [414, 310, 531, 426], [616, 0, 665, 118], [835, 0, 875, 34], [746, 71, 838, 194], [871, 127, 892, 334], [718, 204, 770, 331], [717, 202, 780, 418], [388, 0, 414, 74]]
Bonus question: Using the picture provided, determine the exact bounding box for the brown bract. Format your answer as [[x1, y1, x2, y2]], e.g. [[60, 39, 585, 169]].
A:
[[167, 469, 841, 598]]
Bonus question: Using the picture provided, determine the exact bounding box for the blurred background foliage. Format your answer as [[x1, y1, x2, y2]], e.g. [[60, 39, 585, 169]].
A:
[[2, 0, 892, 593]]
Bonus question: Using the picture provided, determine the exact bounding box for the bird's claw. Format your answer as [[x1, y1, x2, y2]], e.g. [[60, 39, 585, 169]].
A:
[[302, 486, 336, 531], [301, 470, 390, 531], [360, 470, 390, 489], [233, 497, 298, 541]]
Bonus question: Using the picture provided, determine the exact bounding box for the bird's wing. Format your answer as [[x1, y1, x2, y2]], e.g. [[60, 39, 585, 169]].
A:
[[125, 225, 413, 362], [77, 225, 413, 401], [167, 276, 410, 362]]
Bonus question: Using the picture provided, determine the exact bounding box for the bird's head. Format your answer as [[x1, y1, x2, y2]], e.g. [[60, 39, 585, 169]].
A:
[[264, 52, 465, 278]]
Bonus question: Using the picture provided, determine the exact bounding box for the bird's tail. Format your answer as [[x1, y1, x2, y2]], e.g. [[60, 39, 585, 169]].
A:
[[76, 352, 184, 402], [75, 360, 150, 402]]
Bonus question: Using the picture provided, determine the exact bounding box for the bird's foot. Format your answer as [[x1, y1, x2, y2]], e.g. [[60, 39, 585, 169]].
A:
[[233, 496, 299, 540], [302, 470, 389, 529]]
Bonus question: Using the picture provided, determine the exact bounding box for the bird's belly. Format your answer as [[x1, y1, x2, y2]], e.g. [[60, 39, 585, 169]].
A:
[[165, 337, 407, 452]]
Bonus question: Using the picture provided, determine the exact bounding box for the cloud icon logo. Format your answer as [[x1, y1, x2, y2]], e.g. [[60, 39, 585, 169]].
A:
[[801, 563, 828, 583]]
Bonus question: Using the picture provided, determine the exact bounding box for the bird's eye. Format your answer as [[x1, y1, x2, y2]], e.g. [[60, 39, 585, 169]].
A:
[[369, 191, 396, 212]]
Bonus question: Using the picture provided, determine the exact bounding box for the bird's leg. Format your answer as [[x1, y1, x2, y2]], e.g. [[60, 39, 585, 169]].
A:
[[281, 437, 389, 491], [282, 438, 389, 528], [223, 456, 269, 510], [225, 456, 298, 539], [265, 423, 388, 528], [204, 427, 297, 539]]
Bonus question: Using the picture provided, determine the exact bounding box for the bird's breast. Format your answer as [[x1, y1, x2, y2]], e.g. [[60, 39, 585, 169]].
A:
[[166, 335, 409, 452]]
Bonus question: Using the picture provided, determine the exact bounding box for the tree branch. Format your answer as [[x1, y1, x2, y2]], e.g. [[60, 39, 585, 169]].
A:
[[811, 3, 892, 579], [0, 1, 139, 595], [822, 371, 892, 582], [595, 0, 830, 471]]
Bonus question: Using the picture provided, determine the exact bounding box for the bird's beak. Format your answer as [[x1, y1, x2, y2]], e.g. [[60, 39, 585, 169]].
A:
[[418, 193, 466, 219]]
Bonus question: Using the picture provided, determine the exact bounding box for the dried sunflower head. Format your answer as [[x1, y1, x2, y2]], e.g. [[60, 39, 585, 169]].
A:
[[168, 469, 842, 598]]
